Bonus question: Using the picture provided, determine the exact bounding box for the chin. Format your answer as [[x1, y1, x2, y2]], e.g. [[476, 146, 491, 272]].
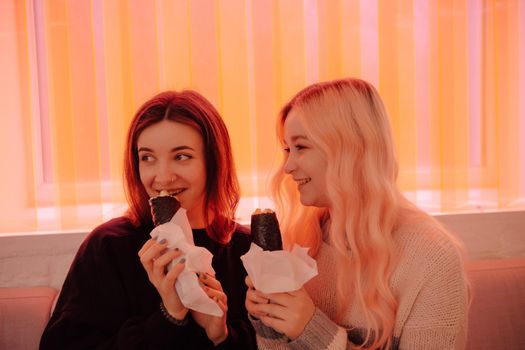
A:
[[300, 195, 330, 208], [300, 197, 318, 207]]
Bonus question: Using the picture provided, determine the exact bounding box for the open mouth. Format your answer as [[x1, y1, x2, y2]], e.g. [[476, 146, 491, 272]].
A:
[[169, 189, 186, 198], [157, 188, 185, 196], [296, 178, 311, 185]]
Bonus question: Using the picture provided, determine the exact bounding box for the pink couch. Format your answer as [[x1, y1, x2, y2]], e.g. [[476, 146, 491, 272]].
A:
[[0, 286, 58, 350], [465, 257, 525, 350], [1, 258, 524, 350]]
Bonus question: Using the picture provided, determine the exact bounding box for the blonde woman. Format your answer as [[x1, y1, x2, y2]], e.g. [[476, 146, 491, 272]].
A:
[[245, 78, 469, 349]]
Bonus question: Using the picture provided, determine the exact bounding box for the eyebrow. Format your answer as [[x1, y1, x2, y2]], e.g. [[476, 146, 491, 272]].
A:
[[137, 146, 195, 152], [290, 135, 308, 142]]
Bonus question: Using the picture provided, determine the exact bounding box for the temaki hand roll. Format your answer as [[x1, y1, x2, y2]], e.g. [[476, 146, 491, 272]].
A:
[[149, 190, 181, 226], [251, 208, 283, 251]]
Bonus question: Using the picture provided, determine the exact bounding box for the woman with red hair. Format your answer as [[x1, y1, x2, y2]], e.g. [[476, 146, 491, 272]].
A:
[[41, 90, 256, 349], [246, 78, 469, 349]]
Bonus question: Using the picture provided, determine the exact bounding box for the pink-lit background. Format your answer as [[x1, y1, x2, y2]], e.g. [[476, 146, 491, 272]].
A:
[[0, 0, 524, 233]]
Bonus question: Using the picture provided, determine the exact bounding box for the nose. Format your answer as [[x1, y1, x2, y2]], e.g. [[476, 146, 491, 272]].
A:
[[153, 162, 175, 189], [283, 153, 296, 174]]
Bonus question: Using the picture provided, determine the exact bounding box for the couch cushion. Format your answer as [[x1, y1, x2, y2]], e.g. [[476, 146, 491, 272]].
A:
[[465, 258, 525, 350], [0, 287, 58, 350]]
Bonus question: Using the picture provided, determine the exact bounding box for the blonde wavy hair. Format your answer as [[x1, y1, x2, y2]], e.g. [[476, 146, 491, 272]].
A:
[[271, 78, 451, 349]]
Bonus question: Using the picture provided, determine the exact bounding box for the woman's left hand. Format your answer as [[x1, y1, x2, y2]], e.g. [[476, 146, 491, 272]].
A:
[[245, 276, 315, 340], [191, 273, 229, 345]]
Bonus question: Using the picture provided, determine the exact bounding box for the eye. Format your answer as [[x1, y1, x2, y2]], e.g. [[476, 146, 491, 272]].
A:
[[294, 144, 306, 151], [139, 154, 155, 162], [283, 147, 290, 153], [175, 153, 192, 161]]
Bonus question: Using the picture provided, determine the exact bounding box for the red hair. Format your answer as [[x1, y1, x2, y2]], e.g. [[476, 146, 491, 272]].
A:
[[123, 90, 240, 244]]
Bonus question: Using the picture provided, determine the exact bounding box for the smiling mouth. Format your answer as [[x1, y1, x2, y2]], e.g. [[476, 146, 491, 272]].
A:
[[157, 188, 185, 196], [296, 178, 311, 185]]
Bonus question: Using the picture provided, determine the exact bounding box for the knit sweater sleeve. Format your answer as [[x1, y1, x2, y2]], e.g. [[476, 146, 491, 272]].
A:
[[249, 224, 468, 350], [250, 308, 350, 350]]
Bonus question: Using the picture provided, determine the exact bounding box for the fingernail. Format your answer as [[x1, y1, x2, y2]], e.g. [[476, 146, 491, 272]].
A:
[[159, 238, 167, 244], [179, 258, 186, 264]]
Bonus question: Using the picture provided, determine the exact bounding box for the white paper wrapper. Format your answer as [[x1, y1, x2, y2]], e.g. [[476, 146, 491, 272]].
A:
[[150, 208, 223, 317], [240, 243, 318, 294]]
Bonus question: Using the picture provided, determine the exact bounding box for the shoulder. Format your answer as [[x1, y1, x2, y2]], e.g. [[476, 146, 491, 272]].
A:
[[234, 222, 250, 236], [87, 216, 135, 241], [80, 216, 149, 253], [226, 223, 252, 252], [391, 219, 466, 291], [393, 219, 463, 265]]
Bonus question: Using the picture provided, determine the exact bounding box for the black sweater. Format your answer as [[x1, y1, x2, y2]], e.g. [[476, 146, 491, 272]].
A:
[[40, 216, 256, 349]]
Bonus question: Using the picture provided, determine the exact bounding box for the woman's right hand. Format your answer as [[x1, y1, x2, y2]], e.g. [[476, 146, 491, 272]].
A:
[[245, 276, 315, 340], [139, 238, 188, 320], [245, 276, 271, 317]]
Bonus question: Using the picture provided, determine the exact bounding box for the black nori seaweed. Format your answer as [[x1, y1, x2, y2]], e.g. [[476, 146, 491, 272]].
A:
[[251, 211, 283, 251], [149, 195, 181, 226]]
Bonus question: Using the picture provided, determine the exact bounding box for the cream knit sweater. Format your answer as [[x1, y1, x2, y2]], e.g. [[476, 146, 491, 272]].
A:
[[251, 222, 469, 350]]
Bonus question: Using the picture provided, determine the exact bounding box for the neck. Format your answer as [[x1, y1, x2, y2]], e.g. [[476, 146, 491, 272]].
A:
[[186, 209, 214, 229]]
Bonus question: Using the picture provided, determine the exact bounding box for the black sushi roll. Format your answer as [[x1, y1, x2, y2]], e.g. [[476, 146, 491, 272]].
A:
[[149, 191, 181, 226], [251, 209, 283, 251]]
